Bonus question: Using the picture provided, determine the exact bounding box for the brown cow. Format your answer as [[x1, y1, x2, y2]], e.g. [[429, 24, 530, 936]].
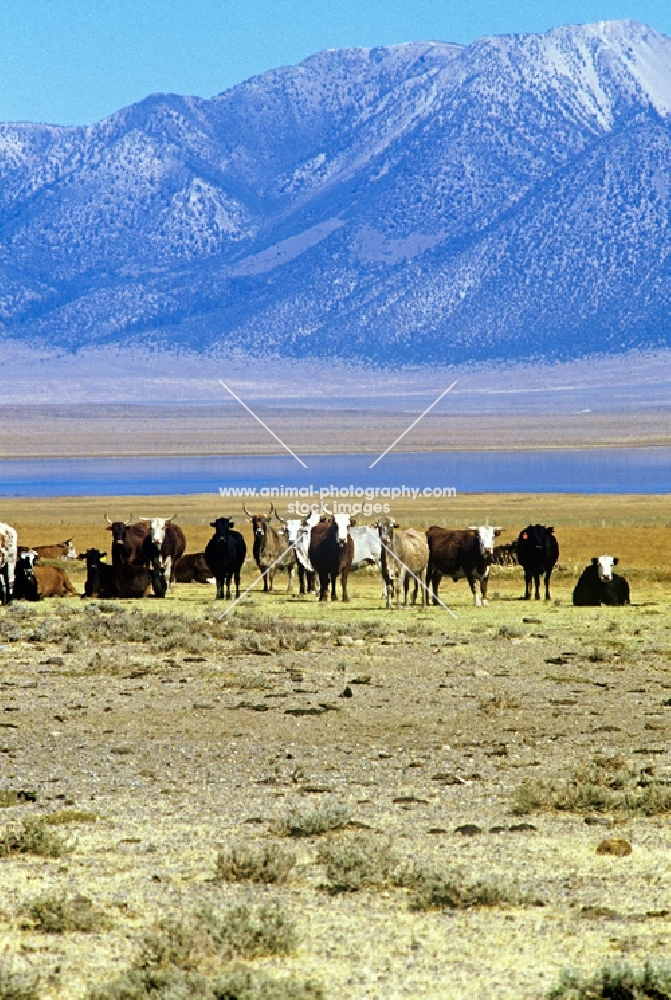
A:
[[426, 524, 500, 607], [105, 514, 150, 566], [243, 503, 275, 591], [309, 512, 354, 602], [173, 553, 214, 584], [377, 518, 429, 609], [33, 565, 77, 598], [20, 539, 77, 561]]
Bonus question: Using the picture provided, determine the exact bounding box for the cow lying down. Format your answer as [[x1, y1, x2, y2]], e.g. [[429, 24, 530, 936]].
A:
[[14, 551, 78, 600], [573, 556, 630, 606], [83, 549, 167, 599]]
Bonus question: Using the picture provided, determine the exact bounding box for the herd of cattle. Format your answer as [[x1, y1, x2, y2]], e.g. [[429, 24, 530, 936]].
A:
[[0, 508, 631, 609]]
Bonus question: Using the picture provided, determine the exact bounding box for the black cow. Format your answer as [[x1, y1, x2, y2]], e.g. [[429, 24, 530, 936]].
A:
[[83, 548, 166, 599], [13, 552, 42, 602], [517, 525, 559, 601], [573, 556, 630, 606], [308, 513, 354, 602], [205, 518, 247, 600]]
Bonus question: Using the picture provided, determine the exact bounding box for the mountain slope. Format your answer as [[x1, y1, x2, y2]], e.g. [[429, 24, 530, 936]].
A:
[[0, 19, 669, 363]]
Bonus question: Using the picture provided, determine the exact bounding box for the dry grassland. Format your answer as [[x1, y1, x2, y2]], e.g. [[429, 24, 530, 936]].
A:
[[0, 494, 669, 998]]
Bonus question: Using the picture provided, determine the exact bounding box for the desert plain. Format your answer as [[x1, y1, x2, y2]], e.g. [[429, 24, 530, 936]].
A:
[[0, 492, 669, 999]]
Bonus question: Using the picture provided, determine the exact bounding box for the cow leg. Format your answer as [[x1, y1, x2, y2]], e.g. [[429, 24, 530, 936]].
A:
[[298, 565, 305, 595], [481, 570, 489, 607], [287, 567, 294, 594], [0, 565, 8, 605], [216, 578, 223, 600], [162, 556, 172, 592], [524, 571, 532, 600], [431, 572, 442, 606], [341, 567, 349, 603], [545, 570, 552, 601], [534, 573, 541, 600], [318, 572, 328, 602], [468, 573, 481, 607], [330, 572, 338, 602]]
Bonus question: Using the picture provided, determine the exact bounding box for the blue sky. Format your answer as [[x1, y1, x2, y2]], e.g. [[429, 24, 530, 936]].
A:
[[0, 0, 668, 125]]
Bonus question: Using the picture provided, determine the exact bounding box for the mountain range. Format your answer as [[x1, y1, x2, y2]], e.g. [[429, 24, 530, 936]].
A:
[[0, 18, 669, 365]]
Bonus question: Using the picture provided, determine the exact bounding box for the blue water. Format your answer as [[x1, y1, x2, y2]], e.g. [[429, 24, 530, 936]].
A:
[[0, 448, 669, 496]]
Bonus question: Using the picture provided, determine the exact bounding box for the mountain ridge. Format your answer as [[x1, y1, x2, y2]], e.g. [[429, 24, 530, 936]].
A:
[[0, 19, 669, 364]]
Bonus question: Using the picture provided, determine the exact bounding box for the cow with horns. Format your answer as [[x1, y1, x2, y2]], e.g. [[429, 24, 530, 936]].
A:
[[105, 514, 150, 566], [205, 518, 247, 600], [137, 516, 186, 590], [308, 509, 354, 602], [377, 517, 429, 610]]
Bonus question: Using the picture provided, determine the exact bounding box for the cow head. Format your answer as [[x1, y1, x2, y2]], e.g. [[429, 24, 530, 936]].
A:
[[305, 508, 320, 528], [211, 517, 234, 538], [63, 538, 77, 560], [282, 519, 303, 544], [377, 517, 396, 546], [592, 555, 618, 581], [15, 551, 41, 602], [332, 513, 351, 547], [468, 525, 501, 557], [84, 548, 106, 597], [105, 514, 133, 545], [244, 504, 273, 538]]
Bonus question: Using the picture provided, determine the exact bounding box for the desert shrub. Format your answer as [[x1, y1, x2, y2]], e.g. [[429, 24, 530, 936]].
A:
[[87, 966, 209, 1000], [512, 757, 671, 817], [0, 791, 19, 809], [403, 865, 527, 912], [215, 842, 296, 885], [276, 803, 349, 838], [546, 961, 671, 999], [212, 968, 324, 999], [0, 960, 41, 999], [19, 893, 109, 933], [140, 903, 297, 969], [44, 809, 97, 825], [0, 818, 70, 858], [317, 835, 398, 894]]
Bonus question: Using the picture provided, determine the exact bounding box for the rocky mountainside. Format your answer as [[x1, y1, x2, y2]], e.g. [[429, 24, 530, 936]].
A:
[[0, 19, 669, 364]]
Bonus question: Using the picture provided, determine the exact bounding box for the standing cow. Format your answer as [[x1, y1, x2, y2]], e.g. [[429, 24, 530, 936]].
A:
[[205, 518, 247, 600], [293, 509, 319, 595], [244, 504, 275, 592], [573, 556, 630, 606], [426, 525, 500, 607], [377, 518, 429, 609], [0, 522, 18, 605], [309, 512, 354, 602], [106, 515, 151, 566], [140, 517, 186, 589], [517, 525, 559, 601]]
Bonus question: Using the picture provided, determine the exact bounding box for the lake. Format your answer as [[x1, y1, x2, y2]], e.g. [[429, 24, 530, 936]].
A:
[[0, 447, 669, 496]]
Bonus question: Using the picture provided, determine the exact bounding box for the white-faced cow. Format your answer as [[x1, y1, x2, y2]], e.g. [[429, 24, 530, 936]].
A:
[[293, 508, 319, 595], [377, 518, 429, 610], [13, 550, 41, 601], [83, 549, 166, 599], [426, 524, 501, 607], [18, 539, 77, 562], [205, 518, 247, 600], [573, 555, 630, 606], [517, 525, 559, 601], [0, 522, 18, 605], [139, 516, 186, 590], [309, 511, 354, 602]]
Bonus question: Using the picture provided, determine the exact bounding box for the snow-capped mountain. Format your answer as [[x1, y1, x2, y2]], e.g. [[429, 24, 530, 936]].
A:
[[0, 19, 669, 364]]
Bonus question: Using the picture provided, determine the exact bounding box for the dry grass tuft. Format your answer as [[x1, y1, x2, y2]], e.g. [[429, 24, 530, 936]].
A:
[[19, 893, 109, 933], [317, 835, 398, 894], [403, 865, 536, 912], [44, 809, 97, 825], [512, 756, 671, 817], [0, 818, 70, 858], [212, 968, 324, 999], [546, 960, 671, 998], [0, 961, 41, 1000], [275, 802, 349, 838], [214, 842, 296, 885]]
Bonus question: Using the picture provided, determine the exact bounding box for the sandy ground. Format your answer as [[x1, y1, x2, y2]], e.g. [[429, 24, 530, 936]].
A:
[[0, 495, 669, 998], [2, 406, 671, 458]]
